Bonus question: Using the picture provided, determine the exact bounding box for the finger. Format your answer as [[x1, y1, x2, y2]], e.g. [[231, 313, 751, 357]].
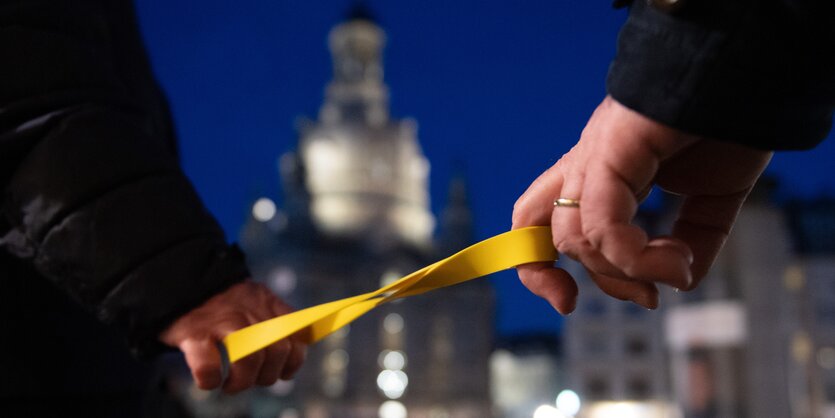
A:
[[267, 296, 305, 381], [280, 339, 308, 381], [512, 161, 565, 228], [180, 338, 223, 390], [224, 350, 265, 394], [218, 317, 264, 394], [588, 270, 660, 309], [573, 244, 630, 280], [582, 162, 692, 289], [672, 190, 750, 289], [256, 339, 292, 386], [517, 262, 579, 315], [227, 285, 284, 389], [551, 169, 585, 259]]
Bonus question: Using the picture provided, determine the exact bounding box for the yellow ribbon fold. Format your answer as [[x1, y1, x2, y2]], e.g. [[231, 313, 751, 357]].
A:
[[222, 226, 557, 363]]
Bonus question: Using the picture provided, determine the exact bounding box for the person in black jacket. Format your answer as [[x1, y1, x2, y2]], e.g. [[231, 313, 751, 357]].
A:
[[513, 0, 835, 313], [0, 0, 304, 413]]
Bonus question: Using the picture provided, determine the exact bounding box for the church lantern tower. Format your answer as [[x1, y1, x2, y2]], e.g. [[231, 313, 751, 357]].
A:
[[298, 9, 434, 248]]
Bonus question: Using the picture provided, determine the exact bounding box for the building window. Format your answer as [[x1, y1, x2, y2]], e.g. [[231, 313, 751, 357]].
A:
[[626, 376, 651, 399], [625, 335, 649, 357], [583, 332, 609, 357], [585, 377, 609, 400]]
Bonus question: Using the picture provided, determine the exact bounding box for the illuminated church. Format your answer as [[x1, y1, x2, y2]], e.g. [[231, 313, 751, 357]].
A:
[[240, 7, 494, 418]]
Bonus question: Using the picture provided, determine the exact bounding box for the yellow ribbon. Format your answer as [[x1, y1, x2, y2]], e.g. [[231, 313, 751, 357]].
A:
[[222, 226, 557, 363]]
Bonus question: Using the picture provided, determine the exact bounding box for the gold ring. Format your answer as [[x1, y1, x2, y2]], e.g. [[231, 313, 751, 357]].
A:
[[554, 198, 580, 208]]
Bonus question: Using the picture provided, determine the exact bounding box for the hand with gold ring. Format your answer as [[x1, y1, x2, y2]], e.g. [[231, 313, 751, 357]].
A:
[[512, 95, 772, 313]]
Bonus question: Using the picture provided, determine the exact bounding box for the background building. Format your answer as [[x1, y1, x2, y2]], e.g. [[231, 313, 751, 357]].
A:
[[662, 184, 796, 418], [490, 335, 563, 418], [239, 8, 494, 418], [558, 183, 835, 418], [560, 214, 677, 418]]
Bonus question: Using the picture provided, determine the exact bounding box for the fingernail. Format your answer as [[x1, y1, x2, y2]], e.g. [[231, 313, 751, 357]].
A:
[[633, 292, 659, 310], [680, 272, 693, 290]]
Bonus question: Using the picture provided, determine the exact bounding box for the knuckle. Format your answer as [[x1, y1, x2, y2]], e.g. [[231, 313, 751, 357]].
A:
[[554, 239, 570, 255], [554, 237, 583, 259], [219, 316, 249, 334], [512, 196, 524, 213], [275, 339, 293, 355], [245, 281, 262, 295], [511, 204, 530, 228], [253, 281, 271, 294], [582, 224, 605, 247], [291, 340, 309, 361]]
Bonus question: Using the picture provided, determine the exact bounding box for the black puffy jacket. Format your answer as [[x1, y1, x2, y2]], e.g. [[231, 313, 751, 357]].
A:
[[0, 0, 249, 399]]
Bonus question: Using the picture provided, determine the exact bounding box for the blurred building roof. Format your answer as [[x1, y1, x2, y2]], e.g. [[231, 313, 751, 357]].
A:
[[345, 1, 378, 24]]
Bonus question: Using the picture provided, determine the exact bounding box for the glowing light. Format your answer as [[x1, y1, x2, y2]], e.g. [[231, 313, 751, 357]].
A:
[[306, 140, 342, 171], [556, 390, 581, 416], [380, 270, 402, 288], [533, 404, 565, 418], [384, 313, 405, 334], [269, 268, 297, 295], [382, 350, 406, 370], [378, 350, 390, 368], [252, 197, 276, 222], [325, 349, 349, 372], [279, 409, 299, 418], [378, 400, 407, 418], [331, 325, 350, 339], [428, 408, 450, 418], [377, 369, 408, 399], [616, 403, 635, 414], [585, 401, 673, 418]]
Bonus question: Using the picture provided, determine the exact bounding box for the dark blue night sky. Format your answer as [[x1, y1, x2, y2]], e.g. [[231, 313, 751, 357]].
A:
[[135, 0, 835, 337]]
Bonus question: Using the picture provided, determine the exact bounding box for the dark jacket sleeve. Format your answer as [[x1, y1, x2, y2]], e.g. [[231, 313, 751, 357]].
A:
[[0, 0, 249, 357], [607, 0, 835, 150]]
